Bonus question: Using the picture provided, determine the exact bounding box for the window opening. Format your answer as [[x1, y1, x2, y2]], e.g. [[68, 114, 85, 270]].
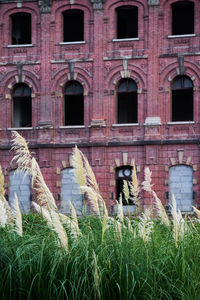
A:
[[116, 6, 138, 39], [172, 1, 194, 35], [64, 81, 84, 125], [171, 76, 193, 122], [117, 79, 137, 124], [11, 13, 31, 45], [63, 10, 84, 42], [116, 166, 133, 205], [12, 84, 32, 127]]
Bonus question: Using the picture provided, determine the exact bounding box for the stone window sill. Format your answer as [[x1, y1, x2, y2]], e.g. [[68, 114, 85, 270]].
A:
[[112, 38, 139, 42], [59, 41, 86, 45], [167, 121, 195, 125], [7, 44, 33, 48], [112, 123, 139, 127], [167, 34, 196, 39]]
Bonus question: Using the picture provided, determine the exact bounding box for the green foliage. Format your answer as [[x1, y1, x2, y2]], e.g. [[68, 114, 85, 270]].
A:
[[0, 215, 200, 299]]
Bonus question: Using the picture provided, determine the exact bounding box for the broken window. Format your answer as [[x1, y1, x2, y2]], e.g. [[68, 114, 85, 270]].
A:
[[12, 84, 32, 127], [11, 13, 31, 45], [116, 6, 138, 39], [63, 10, 84, 42], [64, 81, 84, 126], [117, 78, 138, 124], [171, 1, 194, 35], [171, 76, 193, 122], [116, 166, 133, 205], [169, 165, 193, 211]]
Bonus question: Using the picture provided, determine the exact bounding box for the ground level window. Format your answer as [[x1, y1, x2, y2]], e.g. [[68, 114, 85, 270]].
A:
[[116, 166, 133, 205], [169, 165, 193, 212]]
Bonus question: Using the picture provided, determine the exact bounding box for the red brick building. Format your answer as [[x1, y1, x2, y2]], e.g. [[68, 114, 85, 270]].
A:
[[0, 0, 199, 213]]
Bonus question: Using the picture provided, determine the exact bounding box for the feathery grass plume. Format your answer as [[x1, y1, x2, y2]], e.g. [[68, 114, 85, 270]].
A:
[[142, 167, 154, 193], [0, 200, 8, 228], [71, 145, 87, 188], [82, 155, 108, 217], [71, 145, 108, 217], [32, 201, 52, 227], [192, 206, 200, 219], [129, 162, 140, 211], [177, 210, 187, 242], [115, 220, 122, 241], [33, 201, 68, 252], [69, 201, 82, 238], [116, 194, 124, 223], [59, 212, 81, 240], [82, 154, 99, 192], [92, 251, 101, 299], [171, 193, 179, 246], [12, 193, 23, 237], [138, 208, 153, 243], [50, 210, 69, 252], [33, 158, 57, 211], [0, 166, 14, 225], [11, 131, 57, 211], [123, 180, 129, 205], [126, 217, 133, 234], [80, 186, 100, 216], [152, 191, 170, 227], [11, 131, 32, 174]]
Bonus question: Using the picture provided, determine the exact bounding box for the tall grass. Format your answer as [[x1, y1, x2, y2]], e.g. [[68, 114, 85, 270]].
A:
[[0, 131, 200, 299]]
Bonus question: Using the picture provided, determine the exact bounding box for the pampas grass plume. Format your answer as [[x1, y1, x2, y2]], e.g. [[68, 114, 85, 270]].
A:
[[13, 193, 23, 237]]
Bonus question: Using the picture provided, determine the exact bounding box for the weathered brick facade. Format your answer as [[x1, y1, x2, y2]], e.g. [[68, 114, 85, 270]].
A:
[[0, 0, 200, 212]]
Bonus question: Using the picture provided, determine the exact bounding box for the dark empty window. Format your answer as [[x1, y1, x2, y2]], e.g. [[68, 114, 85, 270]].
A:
[[117, 79, 137, 124], [64, 81, 84, 125], [171, 76, 193, 122], [63, 10, 84, 42], [172, 1, 194, 35], [116, 166, 133, 205], [11, 13, 31, 45], [12, 84, 32, 127], [116, 6, 138, 39]]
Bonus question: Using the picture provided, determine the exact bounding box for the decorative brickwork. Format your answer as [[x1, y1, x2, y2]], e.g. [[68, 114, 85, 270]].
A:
[[0, 0, 199, 213]]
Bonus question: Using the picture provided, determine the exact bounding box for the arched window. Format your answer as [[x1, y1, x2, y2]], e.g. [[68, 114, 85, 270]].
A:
[[64, 81, 84, 126], [171, 1, 194, 35], [11, 12, 31, 45], [171, 76, 193, 122], [63, 10, 84, 42], [169, 165, 193, 211], [116, 6, 138, 39], [9, 170, 31, 213], [61, 168, 83, 214], [117, 79, 138, 124], [116, 166, 133, 205], [12, 84, 32, 127]]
